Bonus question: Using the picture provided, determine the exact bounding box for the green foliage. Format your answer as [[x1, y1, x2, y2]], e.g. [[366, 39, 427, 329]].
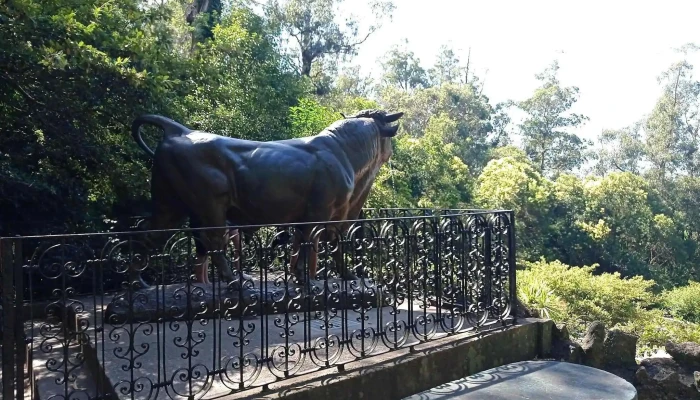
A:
[[378, 82, 496, 173], [519, 259, 656, 335], [661, 281, 700, 323], [0, 0, 302, 235], [514, 61, 591, 176], [518, 260, 700, 356], [288, 97, 340, 137], [380, 39, 429, 90], [517, 273, 567, 320], [266, 0, 395, 77], [367, 114, 472, 208], [475, 156, 554, 259], [620, 309, 700, 356]]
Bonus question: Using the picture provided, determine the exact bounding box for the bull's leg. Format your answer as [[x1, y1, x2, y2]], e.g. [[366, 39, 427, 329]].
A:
[[192, 234, 211, 284], [308, 233, 320, 280], [289, 229, 304, 283], [290, 227, 319, 284], [225, 228, 254, 283], [198, 227, 235, 283], [135, 204, 187, 289]]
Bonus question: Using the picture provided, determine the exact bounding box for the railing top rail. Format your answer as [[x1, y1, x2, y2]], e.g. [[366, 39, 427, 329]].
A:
[[0, 208, 514, 240]]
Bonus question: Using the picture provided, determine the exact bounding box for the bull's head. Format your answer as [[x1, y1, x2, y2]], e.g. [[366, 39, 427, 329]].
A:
[[344, 109, 404, 163]]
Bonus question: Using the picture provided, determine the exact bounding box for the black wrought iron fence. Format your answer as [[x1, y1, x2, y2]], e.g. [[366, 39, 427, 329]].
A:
[[1, 208, 516, 400]]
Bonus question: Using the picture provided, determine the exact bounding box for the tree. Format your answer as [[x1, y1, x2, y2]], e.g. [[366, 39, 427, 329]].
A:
[[379, 39, 429, 91], [593, 122, 646, 175], [320, 64, 375, 108], [265, 0, 395, 77], [186, 0, 223, 47], [428, 45, 463, 86], [378, 82, 496, 173], [474, 156, 555, 260], [645, 45, 700, 181], [0, 0, 303, 235], [514, 61, 591, 176], [367, 114, 472, 209]]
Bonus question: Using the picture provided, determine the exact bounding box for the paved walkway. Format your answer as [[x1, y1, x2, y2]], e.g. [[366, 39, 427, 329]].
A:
[[404, 360, 638, 400]]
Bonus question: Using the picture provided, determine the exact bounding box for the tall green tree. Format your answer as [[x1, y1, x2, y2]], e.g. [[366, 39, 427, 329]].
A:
[[645, 45, 700, 182], [378, 82, 496, 173], [379, 39, 429, 91], [0, 0, 302, 235], [475, 155, 555, 260], [428, 45, 464, 86], [265, 0, 394, 77], [515, 61, 591, 176], [593, 122, 646, 175]]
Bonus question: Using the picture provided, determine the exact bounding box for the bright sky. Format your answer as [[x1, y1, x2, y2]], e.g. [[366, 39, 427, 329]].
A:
[[350, 0, 700, 143]]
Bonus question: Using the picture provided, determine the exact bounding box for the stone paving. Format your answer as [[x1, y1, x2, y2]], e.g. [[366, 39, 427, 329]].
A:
[[24, 298, 498, 400]]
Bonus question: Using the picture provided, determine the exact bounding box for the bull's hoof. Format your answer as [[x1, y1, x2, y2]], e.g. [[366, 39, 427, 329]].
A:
[[224, 272, 255, 291], [131, 276, 151, 290], [340, 271, 358, 281]]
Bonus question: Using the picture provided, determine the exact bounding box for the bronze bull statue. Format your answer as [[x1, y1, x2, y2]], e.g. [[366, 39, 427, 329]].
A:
[[129, 109, 404, 289]]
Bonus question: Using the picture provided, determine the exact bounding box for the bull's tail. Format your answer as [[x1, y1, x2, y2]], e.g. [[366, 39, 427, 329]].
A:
[[131, 114, 193, 158]]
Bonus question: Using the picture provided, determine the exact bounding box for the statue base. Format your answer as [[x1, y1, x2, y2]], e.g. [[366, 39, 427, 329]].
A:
[[104, 277, 385, 324]]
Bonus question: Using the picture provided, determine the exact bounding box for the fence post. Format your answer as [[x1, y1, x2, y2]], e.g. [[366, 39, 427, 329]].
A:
[[14, 239, 24, 400], [1, 238, 16, 399], [483, 217, 492, 320], [508, 211, 518, 324]]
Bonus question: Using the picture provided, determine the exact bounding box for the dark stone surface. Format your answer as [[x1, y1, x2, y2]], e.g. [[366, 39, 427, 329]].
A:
[[104, 278, 385, 324], [634, 357, 700, 400], [605, 329, 639, 368], [582, 321, 606, 368], [553, 323, 570, 341], [403, 360, 637, 400], [666, 341, 700, 370], [551, 338, 584, 364]]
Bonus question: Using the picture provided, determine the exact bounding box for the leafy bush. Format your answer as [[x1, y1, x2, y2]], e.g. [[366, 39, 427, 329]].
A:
[[620, 309, 700, 356], [517, 274, 566, 320], [518, 259, 700, 356], [518, 258, 656, 336], [660, 281, 700, 323]]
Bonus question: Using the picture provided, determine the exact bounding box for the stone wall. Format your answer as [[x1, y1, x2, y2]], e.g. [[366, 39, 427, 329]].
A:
[[548, 321, 700, 400]]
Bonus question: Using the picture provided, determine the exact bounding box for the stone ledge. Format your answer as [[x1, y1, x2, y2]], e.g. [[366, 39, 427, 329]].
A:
[[223, 318, 551, 400]]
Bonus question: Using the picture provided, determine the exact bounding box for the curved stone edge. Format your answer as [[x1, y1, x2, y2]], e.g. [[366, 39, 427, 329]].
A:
[[221, 318, 548, 400]]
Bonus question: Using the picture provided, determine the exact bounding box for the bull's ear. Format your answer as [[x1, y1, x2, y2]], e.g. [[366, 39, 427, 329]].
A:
[[380, 124, 399, 137], [383, 111, 404, 123]]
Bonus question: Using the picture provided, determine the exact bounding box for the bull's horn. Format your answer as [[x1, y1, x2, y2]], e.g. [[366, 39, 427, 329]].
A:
[[380, 124, 399, 137], [383, 111, 404, 123]]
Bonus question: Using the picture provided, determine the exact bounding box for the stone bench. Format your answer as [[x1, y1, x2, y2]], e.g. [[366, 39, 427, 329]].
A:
[[404, 360, 637, 399]]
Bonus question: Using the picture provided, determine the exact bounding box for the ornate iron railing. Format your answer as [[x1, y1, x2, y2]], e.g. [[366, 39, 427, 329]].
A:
[[0, 208, 516, 400]]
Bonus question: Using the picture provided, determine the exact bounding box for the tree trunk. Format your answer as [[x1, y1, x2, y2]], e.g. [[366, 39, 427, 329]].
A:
[[301, 50, 313, 77]]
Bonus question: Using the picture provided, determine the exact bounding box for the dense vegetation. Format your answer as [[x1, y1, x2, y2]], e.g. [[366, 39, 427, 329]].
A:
[[2, 0, 700, 353]]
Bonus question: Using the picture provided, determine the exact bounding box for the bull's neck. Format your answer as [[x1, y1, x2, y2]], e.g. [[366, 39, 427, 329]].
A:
[[328, 128, 381, 180]]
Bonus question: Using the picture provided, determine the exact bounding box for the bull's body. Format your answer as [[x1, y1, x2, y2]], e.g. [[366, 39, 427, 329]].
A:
[[131, 110, 403, 287]]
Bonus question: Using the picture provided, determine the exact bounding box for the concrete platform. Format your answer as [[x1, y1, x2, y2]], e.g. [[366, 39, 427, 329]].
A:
[[404, 360, 638, 400], [26, 297, 510, 400]]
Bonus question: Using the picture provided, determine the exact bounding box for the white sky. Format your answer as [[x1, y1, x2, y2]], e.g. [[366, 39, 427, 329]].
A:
[[348, 0, 700, 143]]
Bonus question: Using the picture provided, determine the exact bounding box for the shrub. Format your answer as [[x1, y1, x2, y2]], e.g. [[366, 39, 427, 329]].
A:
[[620, 308, 700, 356], [660, 281, 700, 323], [516, 273, 567, 320], [518, 258, 656, 336]]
